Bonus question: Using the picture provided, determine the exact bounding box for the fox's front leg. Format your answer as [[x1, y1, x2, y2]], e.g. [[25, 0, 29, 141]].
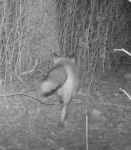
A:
[[58, 104, 67, 128]]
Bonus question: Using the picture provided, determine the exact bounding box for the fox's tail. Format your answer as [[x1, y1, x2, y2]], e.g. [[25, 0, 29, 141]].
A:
[[40, 63, 67, 97], [40, 80, 62, 97]]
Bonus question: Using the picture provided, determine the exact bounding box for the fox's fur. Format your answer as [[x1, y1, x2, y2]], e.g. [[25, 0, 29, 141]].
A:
[[40, 53, 79, 126]]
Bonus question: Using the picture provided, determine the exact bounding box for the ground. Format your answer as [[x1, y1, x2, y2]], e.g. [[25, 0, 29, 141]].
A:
[[0, 69, 131, 150]]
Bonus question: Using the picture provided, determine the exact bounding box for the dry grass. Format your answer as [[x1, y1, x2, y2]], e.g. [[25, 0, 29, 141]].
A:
[[56, 0, 128, 80], [0, 0, 58, 93]]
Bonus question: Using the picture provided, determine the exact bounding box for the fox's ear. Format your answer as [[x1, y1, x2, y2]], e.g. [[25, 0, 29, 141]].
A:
[[51, 52, 60, 63]]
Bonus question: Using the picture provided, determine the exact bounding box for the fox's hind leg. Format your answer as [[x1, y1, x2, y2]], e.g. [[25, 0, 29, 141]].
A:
[[58, 90, 72, 128], [61, 104, 68, 122], [58, 104, 68, 128]]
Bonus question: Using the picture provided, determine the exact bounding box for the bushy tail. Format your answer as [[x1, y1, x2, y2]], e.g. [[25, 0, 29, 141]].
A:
[[41, 80, 62, 97], [41, 64, 67, 97]]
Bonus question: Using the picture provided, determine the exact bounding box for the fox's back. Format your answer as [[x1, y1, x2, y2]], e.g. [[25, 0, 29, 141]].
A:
[[54, 57, 79, 97], [55, 57, 79, 79]]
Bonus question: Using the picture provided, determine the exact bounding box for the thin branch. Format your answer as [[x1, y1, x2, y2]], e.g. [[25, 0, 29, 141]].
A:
[[86, 115, 88, 150], [114, 48, 131, 56], [119, 88, 131, 100], [0, 88, 131, 108], [20, 59, 38, 75], [20, 93, 56, 105], [85, 101, 131, 109], [0, 88, 36, 97], [0, 90, 56, 105]]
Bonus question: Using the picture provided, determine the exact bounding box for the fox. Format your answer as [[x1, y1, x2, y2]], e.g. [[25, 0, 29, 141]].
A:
[[40, 53, 79, 127]]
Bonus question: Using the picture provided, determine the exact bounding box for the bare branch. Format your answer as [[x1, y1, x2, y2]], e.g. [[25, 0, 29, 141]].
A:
[[86, 115, 88, 150], [20, 59, 39, 75], [119, 88, 131, 100], [0, 89, 56, 105], [114, 48, 131, 57]]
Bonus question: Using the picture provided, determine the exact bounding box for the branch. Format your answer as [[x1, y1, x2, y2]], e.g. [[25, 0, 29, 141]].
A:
[[119, 88, 131, 100], [113, 48, 131, 57], [21, 59, 39, 75], [0, 88, 56, 105], [0, 88, 131, 108]]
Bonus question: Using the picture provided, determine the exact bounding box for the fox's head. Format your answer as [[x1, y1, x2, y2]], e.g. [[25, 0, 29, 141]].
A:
[[51, 52, 76, 64]]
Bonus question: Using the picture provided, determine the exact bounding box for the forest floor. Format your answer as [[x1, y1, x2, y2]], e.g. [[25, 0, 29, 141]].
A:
[[0, 68, 131, 150]]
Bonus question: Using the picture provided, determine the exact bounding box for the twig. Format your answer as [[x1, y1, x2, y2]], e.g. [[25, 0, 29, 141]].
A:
[[21, 87, 37, 93], [85, 46, 98, 150], [113, 48, 131, 56], [0, 88, 36, 97], [20, 59, 39, 75], [0, 88, 131, 108], [0, 91, 56, 105], [37, 69, 47, 76], [10, 70, 25, 84], [119, 88, 131, 100], [85, 101, 131, 109], [86, 115, 88, 150], [0, 88, 56, 105], [20, 93, 56, 105]]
